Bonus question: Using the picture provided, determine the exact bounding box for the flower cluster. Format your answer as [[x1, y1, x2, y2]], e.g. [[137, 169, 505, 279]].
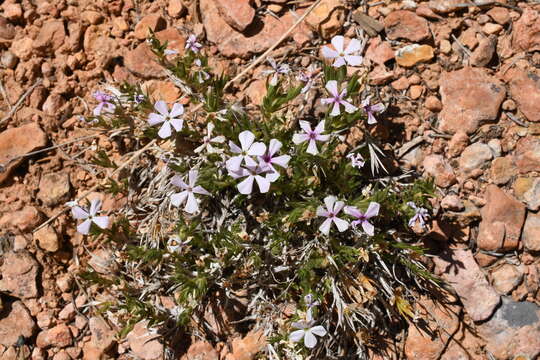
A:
[[290, 294, 327, 349], [317, 196, 380, 236]]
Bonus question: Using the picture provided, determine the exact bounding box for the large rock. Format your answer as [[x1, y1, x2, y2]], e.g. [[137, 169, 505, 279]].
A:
[[33, 20, 66, 54], [0, 206, 43, 232], [433, 248, 500, 322], [0, 123, 48, 184], [0, 301, 36, 346], [383, 11, 431, 42], [514, 136, 540, 173], [458, 142, 493, 175], [428, 0, 462, 13], [180, 341, 219, 360], [134, 14, 166, 40], [522, 212, 540, 251], [36, 324, 72, 349], [124, 42, 163, 78], [477, 185, 525, 252], [305, 0, 345, 39], [439, 67, 505, 134], [0, 250, 39, 298], [216, 0, 255, 32], [201, 0, 311, 58], [422, 154, 455, 188], [126, 321, 163, 360], [478, 297, 540, 359], [512, 8, 540, 52], [505, 68, 540, 122], [37, 172, 70, 206]]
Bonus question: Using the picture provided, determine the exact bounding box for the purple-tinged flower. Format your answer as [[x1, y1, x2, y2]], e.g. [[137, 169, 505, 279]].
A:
[[194, 123, 225, 154], [321, 80, 358, 117], [258, 139, 290, 182], [226, 131, 266, 172], [185, 35, 202, 53], [407, 202, 429, 228], [229, 165, 271, 195], [262, 57, 290, 86], [304, 294, 320, 319], [344, 202, 379, 236], [362, 96, 385, 125], [164, 48, 179, 56], [289, 311, 327, 349], [134, 94, 145, 104], [292, 120, 330, 155], [93, 91, 116, 116], [297, 65, 320, 94], [167, 236, 185, 253], [170, 170, 211, 214], [148, 100, 184, 139], [346, 153, 365, 169], [193, 58, 211, 83], [321, 35, 363, 68], [71, 199, 109, 235], [316, 196, 349, 235]]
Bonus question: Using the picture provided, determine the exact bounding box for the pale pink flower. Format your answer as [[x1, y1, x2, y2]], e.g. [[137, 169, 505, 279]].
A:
[[229, 165, 271, 195], [258, 139, 290, 181], [297, 65, 320, 94], [226, 131, 266, 172], [170, 170, 210, 214], [185, 35, 202, 53], [321, 35, 363, 67], [71, 199, 109, 235], [194, 123, 225, 153], [316, 196, 349, 235], [148, 100, 184, 139], [321, 80, 357, 117], [292, 120, 330, 155], [344, 202, 380, 236], [262, 57, 290, 86], [93, 91, 116, 116], [362, 96, 385, 124], [289, 311, 327, 349], [346, 153, 365, 168]]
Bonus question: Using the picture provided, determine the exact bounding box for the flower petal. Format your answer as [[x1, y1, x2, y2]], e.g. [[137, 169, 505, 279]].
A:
[[321, 45, 339, 59], [333, 57, 347, 68], [292, 133, 309, 144], [238, 130, 255, 151], [271, 155, 290, 168], [211, 135, 225, 144], [306, 139, 319, 155], [170, 191, 188, 207], [229, 141, 242, 154], [319, 218, 333, 235], [226, 156, 243, 172], [330, 102, 341, 117], [316, 206, 330, 217], [367, 112, 378, 124], [255, 175, 271, 193], [345, 38, 362, 54], [333, 200, 345, 214], [89, 199, 101, 216], [344, 206, 361, 218], [158, 121, 172, 139], [92, 216, 109, 229], [188, 170, 198, 187], [170, 103, 184, 117], [304, 329, 318, 348], [333, 217, 349, 232], [268, 138, 282, 156], [289, 330, 305, 343], [184, 193, 199, 214], [342, 101, 358, 114], [314, 120, 325, 134], [325, 80, 339, 97], [237, 176, 254, 195], [331, 35, 345, 53], [316, 134, 330, 142], [299, 120, 312, 134], [345, 55, 363, 66], [323, 196, 336, 212], [362, 220, 375, 236], [77, 219, 92, 235], [170, 117, 183, 132], [72, 206, 89, 220], [154, 100, 169, 116], [148, 113, 165, 126], [248, 142, 267, 156], [244, 155, 258, 168], [171, 175, 188, 189], [310, 325, 327, 337], [365, 202, 380, 218], [193, 185, 210, 196], [371, 103, 385, 113]]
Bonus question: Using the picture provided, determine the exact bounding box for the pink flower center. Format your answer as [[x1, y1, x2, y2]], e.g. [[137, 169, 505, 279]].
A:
[[309, 132, 317, 140]]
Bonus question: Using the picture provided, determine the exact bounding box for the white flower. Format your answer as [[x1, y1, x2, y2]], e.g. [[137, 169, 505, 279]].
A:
[[258, 139, 290, 182], [170, 170, 211, 214], [289, 312, 327, 349], [321, 35, 363, 67], [321, 80, 357, 117], [346, 153, 365, 168], [292, 120, 330, 155], [148, 100, 184, 139], [229, 165, 272, 195], [316, 196, 349, 235], [71, 199, 109, 235], [226, 131, 266, 172], [194, 123, 226, 153], [262, 57, 290, 86], [167, 236, 184, 253]]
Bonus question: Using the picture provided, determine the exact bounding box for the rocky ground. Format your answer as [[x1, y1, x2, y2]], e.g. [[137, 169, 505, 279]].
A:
[[1, 0, 540, 359]]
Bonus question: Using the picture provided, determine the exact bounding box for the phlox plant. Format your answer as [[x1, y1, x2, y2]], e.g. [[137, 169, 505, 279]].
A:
[[75, 32, 438, 359]]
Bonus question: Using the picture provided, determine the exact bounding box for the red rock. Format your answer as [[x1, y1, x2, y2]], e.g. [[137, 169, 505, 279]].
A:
[[422, 154, 456, 188], [383, 10, 431, 42], [477, 185, 525, 252], [428, 0, 462, 13], [395, 44, 434, 67], [84, 25, 120, 60], [37, 172, 71, 206], [487, 7, 510, 25], [36, 324, 72, 349], [88, 317, 116, 353], [134, 14, 166, 40], [0, 301, 36, 346], [155, 27, 186, 55], [512, 8, 540, 52], [168, 0, 186, 18], [478, 297, 540, 359], [42, 93, 66, 116], [201, 0, 310, 58], [470, 35, 496, 67], [244, 80, 267, 106], [459, 142, 493, 175], [216, 0, 255, 32], [10, 37, 33, 61], [33, 21, 66, 54], [483, 23, 502, 35], [504, 68, 540, 122], [489, 156, 516, 185], [391, 77, 409, 91], [34, 225, 60, 252], [522, 212, 540, 251], [439, 67, 506, 134], [2, 3, 22, 21], [126, 321, 163, 360], [124, 42, 163, 78], [490, 264, 523, 294], [0, 251, 39, 299], [365, 37, 394, 65], [144, 80, 181, 103], [425, 96, 442, 112], [0, 206, 43, 233], [369, 65, 393, 85], [458, 27, 478, 50], [433, 248, 500, 322], [514, 136, 540, 173], [0, 16, 15, 40], [441, 194, 463, 211], [180, 341, 219, 360], [223, 329, 266, 360], [305, 0, 345, 39]]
